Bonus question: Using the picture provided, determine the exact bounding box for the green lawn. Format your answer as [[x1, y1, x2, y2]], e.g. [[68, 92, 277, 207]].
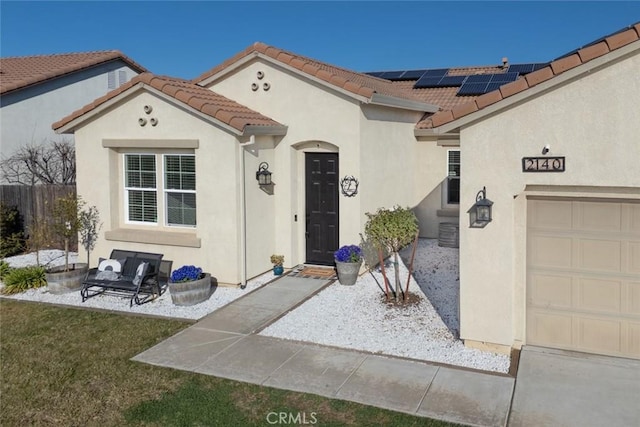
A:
[[0, 299, 457, 426]]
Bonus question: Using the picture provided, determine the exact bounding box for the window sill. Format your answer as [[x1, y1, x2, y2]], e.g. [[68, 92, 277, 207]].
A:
[[105, 228, 201, 248], [437, 208, 459, 218]]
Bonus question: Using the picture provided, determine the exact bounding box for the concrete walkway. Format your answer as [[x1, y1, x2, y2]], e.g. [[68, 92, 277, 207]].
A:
[[509, 346, 640, 427], [134, 275, 514, 426]]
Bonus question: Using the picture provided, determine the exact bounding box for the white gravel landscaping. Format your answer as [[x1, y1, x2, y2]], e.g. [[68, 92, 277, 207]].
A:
[[260, 239, 510, 373], [0, 250, 273, 320], [1, 241, 510, 373]]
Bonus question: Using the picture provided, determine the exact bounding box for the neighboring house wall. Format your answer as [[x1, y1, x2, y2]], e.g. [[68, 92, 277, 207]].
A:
[[74, 90, 246, 284], [0, 61, 139, 175], [458, 48, 640, 349]]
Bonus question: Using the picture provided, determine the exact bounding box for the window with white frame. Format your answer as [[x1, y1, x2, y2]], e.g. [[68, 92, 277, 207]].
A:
[[164, 154, 196, 227], [124, 153, 196, 227], [125, 154, 158, 223], [447, 149, 460, 204]]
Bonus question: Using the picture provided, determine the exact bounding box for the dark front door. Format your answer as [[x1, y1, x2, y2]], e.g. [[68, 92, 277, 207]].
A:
[[305, 153, 339, 265]]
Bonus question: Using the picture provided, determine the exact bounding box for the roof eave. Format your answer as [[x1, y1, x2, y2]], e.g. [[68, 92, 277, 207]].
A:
[[243, 125, 288, 136], [55, 83, 281, 137], [198, 52, 372, 104], [196, 52, 259, 87]]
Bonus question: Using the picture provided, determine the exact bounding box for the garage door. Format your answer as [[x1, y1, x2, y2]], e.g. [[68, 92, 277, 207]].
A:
[[527, 199, 640, 359]]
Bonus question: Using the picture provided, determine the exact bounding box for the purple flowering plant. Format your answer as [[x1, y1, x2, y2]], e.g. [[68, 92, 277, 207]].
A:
[[170, 265, 203, 282], [334, 245, 363, 263]]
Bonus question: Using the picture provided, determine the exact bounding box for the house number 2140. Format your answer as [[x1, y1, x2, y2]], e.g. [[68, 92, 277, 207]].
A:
[[522, 156, 565, 172]]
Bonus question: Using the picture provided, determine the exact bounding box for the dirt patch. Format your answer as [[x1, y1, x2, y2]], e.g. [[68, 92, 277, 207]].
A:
[[379, 291, 423, 308]]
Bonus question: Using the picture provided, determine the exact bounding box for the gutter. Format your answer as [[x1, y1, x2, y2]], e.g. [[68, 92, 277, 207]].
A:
[[238, 135, 257, 289]]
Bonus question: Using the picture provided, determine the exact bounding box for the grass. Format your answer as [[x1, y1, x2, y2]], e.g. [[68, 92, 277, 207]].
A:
[[0, 299, 459, 427]]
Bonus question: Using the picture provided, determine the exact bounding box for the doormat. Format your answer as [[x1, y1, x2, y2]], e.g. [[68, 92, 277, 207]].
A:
[[289, 265, 337, 280]]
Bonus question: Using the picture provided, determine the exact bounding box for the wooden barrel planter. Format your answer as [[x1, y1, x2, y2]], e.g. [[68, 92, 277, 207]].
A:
[[169, 273, 212, 306], [45, 263, 88, 294]]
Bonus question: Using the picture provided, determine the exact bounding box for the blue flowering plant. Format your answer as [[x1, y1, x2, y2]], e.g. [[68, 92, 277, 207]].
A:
[[334, 245, 363, 263], [170, 265, 203, 283]]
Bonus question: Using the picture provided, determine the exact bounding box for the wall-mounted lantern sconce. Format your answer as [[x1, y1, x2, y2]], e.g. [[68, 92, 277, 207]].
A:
[[256, 162, 272, 186], [469, 186, 493, 228]]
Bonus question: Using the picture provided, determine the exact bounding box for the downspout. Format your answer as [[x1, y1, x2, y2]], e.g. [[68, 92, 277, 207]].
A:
[[238, 135, 256, 289]]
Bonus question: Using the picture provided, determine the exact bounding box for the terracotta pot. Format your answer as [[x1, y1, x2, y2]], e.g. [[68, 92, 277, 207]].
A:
[[46, 263, 89, 294], [335, 260, 362, 286], [169, 273, 212, 306]]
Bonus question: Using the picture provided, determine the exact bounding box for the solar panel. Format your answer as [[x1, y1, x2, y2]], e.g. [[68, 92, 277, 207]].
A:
[[484, 82, 506, 93], [507, 64, 534, 74], [400, 70, 428, 80], [365, 72, 386, 78], [414, 76, 444, 88], [437, 75, 466, 86], [379, 71, 407, 80], [507, 63, 547, 75], [422, 68, 449, 77], [465, 74, 492, 83], [490, 72, 518, 83], [457, 82, 489, 96]]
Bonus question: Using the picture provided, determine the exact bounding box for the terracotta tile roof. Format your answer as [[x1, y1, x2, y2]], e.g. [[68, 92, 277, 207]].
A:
[[193, 42, 429, 104], [53, 73, 283, 134], [0, 50, 147, 95], [417, 23, 640, 129]]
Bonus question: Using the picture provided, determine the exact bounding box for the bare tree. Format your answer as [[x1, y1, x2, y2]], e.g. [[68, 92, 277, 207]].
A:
[[1, 139, 76, 185]]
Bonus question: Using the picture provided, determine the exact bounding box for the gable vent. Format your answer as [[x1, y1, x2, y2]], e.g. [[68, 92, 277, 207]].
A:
[[107, 71, 116, 89]]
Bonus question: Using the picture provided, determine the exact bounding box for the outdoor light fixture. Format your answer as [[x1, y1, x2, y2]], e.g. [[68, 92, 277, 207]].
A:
[[469, 186, 493, 228], [256, 162, 272, 186]]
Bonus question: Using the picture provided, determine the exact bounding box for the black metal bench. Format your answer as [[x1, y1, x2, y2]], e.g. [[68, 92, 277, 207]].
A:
[[80, 249, 172, 306]]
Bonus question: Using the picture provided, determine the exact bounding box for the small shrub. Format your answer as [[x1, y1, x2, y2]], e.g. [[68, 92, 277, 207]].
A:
[[0, 260, 12, 280], [1, 266, 46, 294], [0, 204, 26, 257]]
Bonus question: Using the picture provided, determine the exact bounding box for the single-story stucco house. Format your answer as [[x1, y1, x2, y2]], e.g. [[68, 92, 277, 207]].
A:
[[0, 51, 146, 183], [53, 22, 640, 360]]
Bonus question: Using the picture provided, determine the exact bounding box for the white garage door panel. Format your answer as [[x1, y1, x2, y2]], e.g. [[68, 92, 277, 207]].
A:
[[527, 199, 640, 359]]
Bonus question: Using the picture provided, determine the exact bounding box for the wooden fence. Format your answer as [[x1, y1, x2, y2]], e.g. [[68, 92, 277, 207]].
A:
[[1, 185, 76, 234]]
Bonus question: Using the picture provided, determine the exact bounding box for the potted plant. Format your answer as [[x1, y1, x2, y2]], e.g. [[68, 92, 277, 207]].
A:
[[270, 254, 284, 275], [168, 265, 212, 306], [334, 244, 363, 286], [45, 194, 100, 294]]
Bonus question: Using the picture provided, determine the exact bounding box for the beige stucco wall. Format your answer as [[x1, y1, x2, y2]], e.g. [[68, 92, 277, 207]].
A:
[[210, 59, 441, 266], [74, 91, 245, 284], [458, 48, 640, 348]]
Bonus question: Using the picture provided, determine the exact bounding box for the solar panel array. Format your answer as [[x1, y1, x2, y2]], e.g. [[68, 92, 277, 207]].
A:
[[366, 63, 547, 96]]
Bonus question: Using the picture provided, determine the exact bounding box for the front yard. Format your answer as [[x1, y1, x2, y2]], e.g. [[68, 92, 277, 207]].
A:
[[0, 299, 457, 426]]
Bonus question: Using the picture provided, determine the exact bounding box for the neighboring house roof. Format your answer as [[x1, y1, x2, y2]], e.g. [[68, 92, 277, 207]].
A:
[[193, 42, 438, 112], [53, 73, 286, 135], [0, 50, 147, 95], [416, 22, 640, 130]]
